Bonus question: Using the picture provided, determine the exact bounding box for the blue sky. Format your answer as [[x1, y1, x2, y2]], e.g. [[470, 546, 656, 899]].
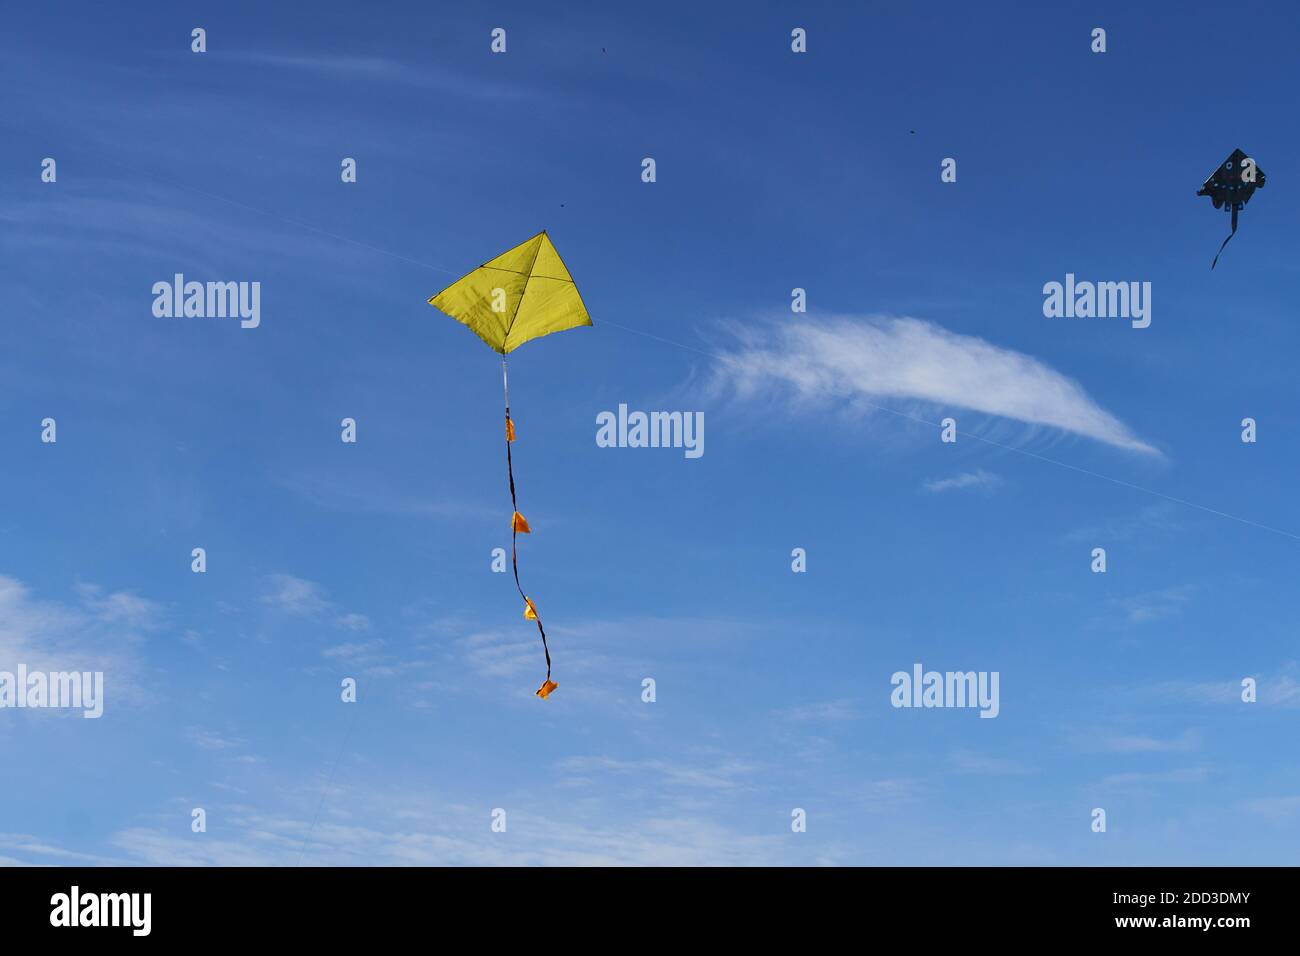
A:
[[2, 0, 1299, 865]]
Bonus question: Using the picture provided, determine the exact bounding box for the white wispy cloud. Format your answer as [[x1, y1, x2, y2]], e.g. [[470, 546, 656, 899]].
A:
[[1097, 767, 1209, 790], [275, 470, 495, 522], [0, 188, 364, 280], [776, 699, 859, 722], [1110, 585, 1195, 625], [712, 316, 1156, 454], [1093, 729, 1199, 754], [103, 811, 791, 867], [1064, 502, 1184, 544], [261, 574, 371, 632], [556, 755, 758, 792], [321, 640, 386, 663], [188, 729, 245, 751], [0, 575, 158, 708], [851, 777, 926, 810], [262, 575, 331, 617], [6, 775, 799, 866], [922, 469, 1003, 494], [221, 51, 531, 101], [458, 628, 543, 681], [1241, 796, 1300, 819], [0, 833, 121, 866], [950, 750, 1033, 775], [1248, 675, 1300, 707], [74, 584, 160, 627], [1147, 672, 1300, 708]]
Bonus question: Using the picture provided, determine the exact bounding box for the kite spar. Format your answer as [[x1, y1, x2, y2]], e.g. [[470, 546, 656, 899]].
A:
[[428, 231, 592, 698]]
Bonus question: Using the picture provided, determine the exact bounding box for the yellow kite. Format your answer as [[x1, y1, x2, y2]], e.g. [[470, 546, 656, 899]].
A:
[[428, 231, 592, 698]]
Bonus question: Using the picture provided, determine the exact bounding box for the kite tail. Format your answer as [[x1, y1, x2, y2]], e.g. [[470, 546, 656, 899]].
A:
[[502, 358, 556, 698], [1211, 205, 1239, 270]]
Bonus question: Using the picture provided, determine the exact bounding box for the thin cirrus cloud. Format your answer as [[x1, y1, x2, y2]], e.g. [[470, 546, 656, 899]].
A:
[[1148, 673, 1300, 708], [0, 574, 158, 705], [712, 316, 1157, 455], [220, 51, 532, 101], [1092, 729, 1200, 754], [922, 469, 1003, 494], [260, 574, 372, 632]]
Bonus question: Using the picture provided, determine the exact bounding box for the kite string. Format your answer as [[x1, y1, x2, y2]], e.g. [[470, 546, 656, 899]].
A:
[[294, 700, 361, 866], [503, 358, 553, 683]]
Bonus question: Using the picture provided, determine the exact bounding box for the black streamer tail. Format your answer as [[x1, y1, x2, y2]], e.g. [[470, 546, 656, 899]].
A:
[[503, 360, 552, 684], [1211, 205, 1239, 270]]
